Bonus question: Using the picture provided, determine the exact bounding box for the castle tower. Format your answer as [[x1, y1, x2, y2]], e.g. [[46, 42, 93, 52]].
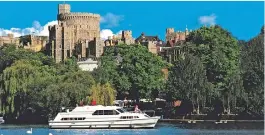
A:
[[58, 4, 71, 15], [48, 3, 101, 63], [166, 28, 175, 42], [166, 28, 174, 34], [122, 30, 134, 45]]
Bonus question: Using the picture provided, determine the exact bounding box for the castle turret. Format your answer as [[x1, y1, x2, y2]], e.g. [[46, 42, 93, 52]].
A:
[[185, 25, 189, 36], [58, 4, 71, 15]]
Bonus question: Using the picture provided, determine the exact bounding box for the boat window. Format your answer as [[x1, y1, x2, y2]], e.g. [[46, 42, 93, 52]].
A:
[[120, 116, 126, 119], [117, 109, 126, 113], [98, 110, 104, 115], [92, 110, 99, 115], [61, 117, 85, 121], [120, 116, 138, 119], [104, 110, 119, 115], [92, 110, 104, 115]]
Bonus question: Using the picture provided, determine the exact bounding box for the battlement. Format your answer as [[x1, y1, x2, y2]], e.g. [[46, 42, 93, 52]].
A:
[[59, 12, 100, 19]]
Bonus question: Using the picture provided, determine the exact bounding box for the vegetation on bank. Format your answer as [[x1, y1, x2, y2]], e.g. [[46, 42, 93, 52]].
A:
[[0, 25, 263, 123]]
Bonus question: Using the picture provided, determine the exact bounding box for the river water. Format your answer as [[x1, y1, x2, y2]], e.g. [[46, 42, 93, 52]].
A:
[[0, 123, 264, 135]]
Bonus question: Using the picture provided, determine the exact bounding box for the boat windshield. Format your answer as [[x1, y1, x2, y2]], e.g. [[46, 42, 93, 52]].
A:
[[117, 108, 127, 113]]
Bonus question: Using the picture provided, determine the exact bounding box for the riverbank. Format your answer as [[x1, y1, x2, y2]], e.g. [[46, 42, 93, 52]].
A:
[[158, 119, 264, 130], [159, 119, 264, 123]]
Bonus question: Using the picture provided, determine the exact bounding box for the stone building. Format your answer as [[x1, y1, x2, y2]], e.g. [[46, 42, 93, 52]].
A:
[[0, 34, 19, 47], [47, 4, 103, 63], [104, 30, 134, 46], [77, 58, 98, 71], [158, 26, 192, 63], [20, 35, 48, 52], [135, 33, 162, 54], [165, 26, 190, 46]]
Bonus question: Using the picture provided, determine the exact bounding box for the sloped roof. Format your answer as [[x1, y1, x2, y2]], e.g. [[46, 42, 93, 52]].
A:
[[135, 33, 161, 42]]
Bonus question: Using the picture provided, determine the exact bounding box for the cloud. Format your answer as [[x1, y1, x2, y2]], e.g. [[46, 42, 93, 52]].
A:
[[0, 20, 124, 41], [199, 14, 217, 26], [0, 20, 58, 37], [100, 29, 123, 40], [100, 13, 124, 28]]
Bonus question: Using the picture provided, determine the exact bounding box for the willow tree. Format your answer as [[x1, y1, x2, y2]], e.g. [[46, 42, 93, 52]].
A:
[[0, 60, 43, 116], [88, 82, 116, 106]]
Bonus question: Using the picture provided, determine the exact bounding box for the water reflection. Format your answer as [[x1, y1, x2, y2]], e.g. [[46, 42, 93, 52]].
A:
[[0, 123, 264, 135]]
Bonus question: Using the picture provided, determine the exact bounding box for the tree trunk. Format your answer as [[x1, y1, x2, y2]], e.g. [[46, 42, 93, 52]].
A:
[[227, 95, 230, 114], [196, 95, 200, 114], [223, 95, 225, 114]]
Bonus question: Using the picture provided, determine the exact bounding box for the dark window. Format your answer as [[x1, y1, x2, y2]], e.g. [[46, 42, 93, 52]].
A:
[[128, 116, 133, 119], [120, 116, 126, 119], [104, 110, 113, 115], [92, 110, 104, 115], [92, 110, 99, 115], [98, 110, 104, 115], [104, 110, 119, 115], [133, 116, 139, 119], [117, 109, 124, 113]]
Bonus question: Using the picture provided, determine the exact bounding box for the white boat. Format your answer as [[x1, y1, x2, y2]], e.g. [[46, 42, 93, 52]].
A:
[[48, 105, 160, 129], [0, 116, 4, 124]]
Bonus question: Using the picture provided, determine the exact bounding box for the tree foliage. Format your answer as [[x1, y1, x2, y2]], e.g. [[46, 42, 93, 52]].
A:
[[240, 27, 264, 116], [186, 25, 242, 113], [93, 44, 167, 99], [166, 54, 214, 114], [0, 45, 98, 121], [88, 82, 116, 106]]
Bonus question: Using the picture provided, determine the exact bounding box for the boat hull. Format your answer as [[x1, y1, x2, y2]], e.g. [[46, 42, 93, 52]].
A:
[[49, 116, 160, 129], [0, 117, 4, 124]]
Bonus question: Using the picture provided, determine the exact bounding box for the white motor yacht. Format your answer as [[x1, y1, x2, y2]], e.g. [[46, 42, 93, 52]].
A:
[[48, 105, 160, 129], [0, 115, 4, 124]]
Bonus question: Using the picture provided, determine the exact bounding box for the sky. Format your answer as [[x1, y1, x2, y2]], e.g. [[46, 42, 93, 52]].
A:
[[0, 1, 264, 41]]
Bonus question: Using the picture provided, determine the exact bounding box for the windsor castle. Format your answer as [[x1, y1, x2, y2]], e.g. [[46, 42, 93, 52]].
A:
[[0, 3, 191, 64]]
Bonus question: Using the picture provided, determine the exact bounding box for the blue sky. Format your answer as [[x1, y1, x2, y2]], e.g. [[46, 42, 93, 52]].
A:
[[0, 1, 263, 41]]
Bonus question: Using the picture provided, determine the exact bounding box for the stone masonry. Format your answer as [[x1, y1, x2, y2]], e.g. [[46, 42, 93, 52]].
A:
[[47, 4, 103, 63]]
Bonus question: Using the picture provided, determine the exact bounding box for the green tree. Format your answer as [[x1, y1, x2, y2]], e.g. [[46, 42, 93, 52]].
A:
[[240, 26, 264, 116], [187, 25, 241, 113], [88, 82, 116, 106], [0, 60, 49, 117], [166, 54, 213, 114], [94, 44, 167, 100]]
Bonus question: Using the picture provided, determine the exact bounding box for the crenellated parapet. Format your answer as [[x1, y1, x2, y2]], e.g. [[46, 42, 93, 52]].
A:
[[58, 12, 100, 21]]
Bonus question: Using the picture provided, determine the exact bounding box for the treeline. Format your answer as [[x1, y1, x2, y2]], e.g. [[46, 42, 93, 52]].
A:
[[0, 45, 116, 123], [0, 25, 263, 123], [166, 26, 264, 118]]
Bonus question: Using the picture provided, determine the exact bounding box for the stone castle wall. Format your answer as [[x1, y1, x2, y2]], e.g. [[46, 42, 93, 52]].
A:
[[48, 4, 102, 63]]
